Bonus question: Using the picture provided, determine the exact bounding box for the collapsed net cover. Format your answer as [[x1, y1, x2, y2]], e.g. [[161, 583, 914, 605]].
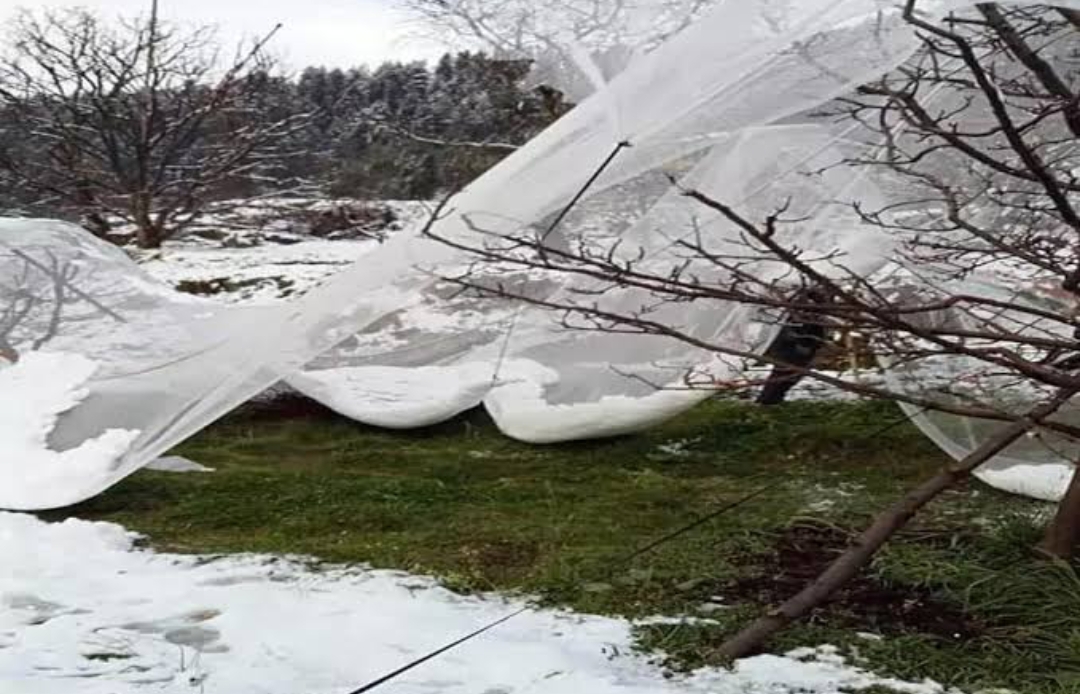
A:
[[1, 0, 1078, 510]]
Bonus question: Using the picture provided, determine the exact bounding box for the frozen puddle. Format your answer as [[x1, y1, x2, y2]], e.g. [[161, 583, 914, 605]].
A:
[[0, 512, 952, 693]]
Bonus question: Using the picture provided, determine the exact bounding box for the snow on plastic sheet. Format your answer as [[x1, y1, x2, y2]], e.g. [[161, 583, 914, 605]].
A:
[[485, 363, 715, 444], [0, 353, 139, 510], [289, 359, 551, 429], [0, 512, 957, 694]]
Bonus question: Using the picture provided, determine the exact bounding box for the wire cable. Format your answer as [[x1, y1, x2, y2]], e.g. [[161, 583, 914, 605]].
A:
[[341, 477, 775, 694]]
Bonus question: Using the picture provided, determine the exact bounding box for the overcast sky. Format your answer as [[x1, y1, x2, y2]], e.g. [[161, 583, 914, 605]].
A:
[[0, 0, 448, 69]]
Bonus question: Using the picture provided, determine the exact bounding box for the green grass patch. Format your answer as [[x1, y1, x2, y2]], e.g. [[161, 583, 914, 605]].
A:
[[50, 397, 1079, 693]]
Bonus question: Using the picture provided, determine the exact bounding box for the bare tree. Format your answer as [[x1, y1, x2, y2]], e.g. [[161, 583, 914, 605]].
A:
[[423, 1, 1080, 657], [402, 0, 715, 97], [0, 3, 311, 248]]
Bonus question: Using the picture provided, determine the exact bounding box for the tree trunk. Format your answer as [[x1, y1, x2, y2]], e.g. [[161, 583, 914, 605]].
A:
[[0, 341, 19, 364], [1060, 8, 1080, 31], [716, 394, 1072, 661], [1039, 463, 1080, 560], [81, 212, 112, 239], [133, 193, 165, 249], [135, 224, 164, 249]]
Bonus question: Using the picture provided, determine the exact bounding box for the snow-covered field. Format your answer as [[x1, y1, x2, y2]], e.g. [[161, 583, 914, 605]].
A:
[[139, 238, 382, 304], [136, 199, 433, 304], [0, 512, 954, 694]]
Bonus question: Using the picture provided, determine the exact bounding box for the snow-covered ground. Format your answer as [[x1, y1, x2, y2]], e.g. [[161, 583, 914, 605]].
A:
[[136, 199, 434, 304], [138, 238, 382, 304], [0, 512, 954, 694]]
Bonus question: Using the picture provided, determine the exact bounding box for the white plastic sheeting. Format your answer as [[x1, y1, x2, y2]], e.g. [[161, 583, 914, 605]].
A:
[[2, 0, 1079, 510]]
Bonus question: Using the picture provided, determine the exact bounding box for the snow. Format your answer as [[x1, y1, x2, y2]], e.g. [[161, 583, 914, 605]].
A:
[[0, 511, 959, 694], [0, 352, 140, 511], [971, 461, 1075, 503], [485, 374, 712, 444], [146, 457, 215, 474], [289, 360, 546, 429], [138, 238, 382, 305], [136, 200, 434, 305]]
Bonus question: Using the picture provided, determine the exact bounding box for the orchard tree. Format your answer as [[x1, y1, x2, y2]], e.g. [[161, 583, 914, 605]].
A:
[[0, 2, 310, 248]]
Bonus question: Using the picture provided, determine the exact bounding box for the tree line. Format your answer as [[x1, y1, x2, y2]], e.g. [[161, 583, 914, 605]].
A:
[[0, 7, 563, 247]]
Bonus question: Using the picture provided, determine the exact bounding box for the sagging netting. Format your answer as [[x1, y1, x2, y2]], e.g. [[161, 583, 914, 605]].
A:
[[2, 0, 1079, 509]]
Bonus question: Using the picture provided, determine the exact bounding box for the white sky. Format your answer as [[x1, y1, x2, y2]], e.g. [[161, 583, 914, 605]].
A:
[[0, 0, 449, 69]]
